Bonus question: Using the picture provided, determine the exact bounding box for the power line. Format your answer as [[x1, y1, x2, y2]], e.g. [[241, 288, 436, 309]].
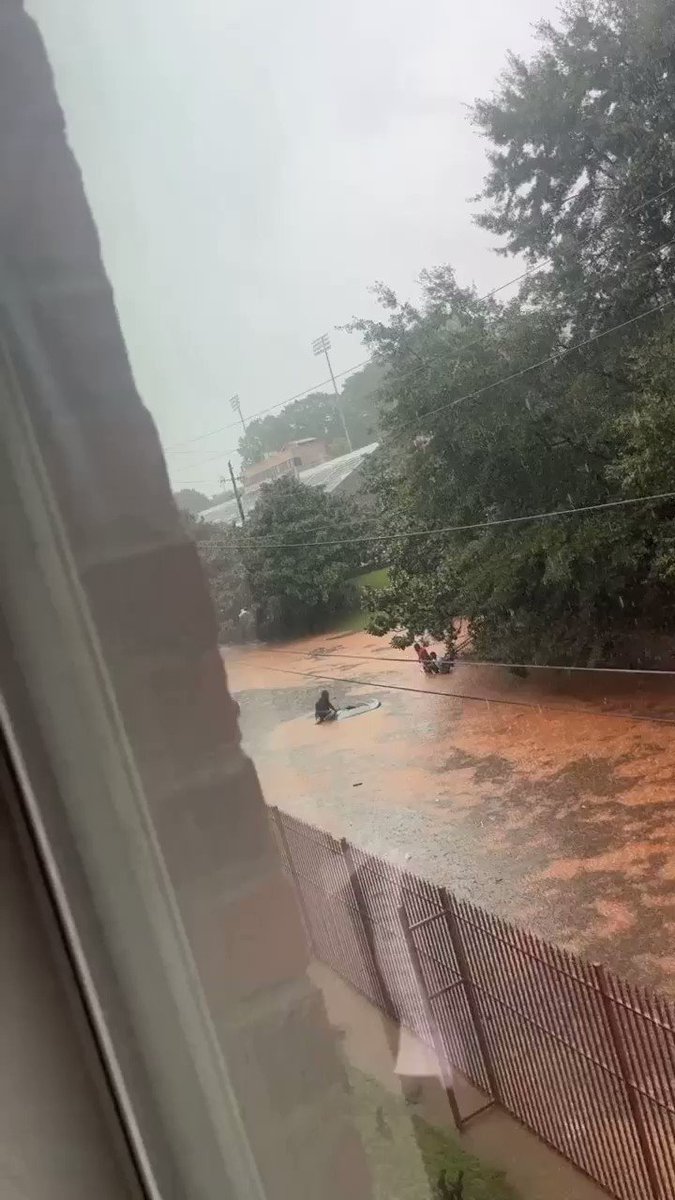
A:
[[197, 489, 675, 550], [186, 272, 675, 512], [394, 210, 675, 409], [173, 200, 675, 503], [476, 180, 675, 306], [256, 662, 675, 728], [164, 358, 371, 453], [177, 274, 673, 486], [173, 190, 675, 501], [186, 250, 672, 499], [166, 181, 675, 457], [261, 647, 675, 677], [170, 243, 672, 472], [414, 295, 675, 426]]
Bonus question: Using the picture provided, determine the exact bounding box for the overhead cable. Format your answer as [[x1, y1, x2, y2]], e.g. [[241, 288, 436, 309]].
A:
[[164, 358, 371, 452], [414, 296, 675, 425], [476, 180, 675, 305], [186, 276, 675, 496], [196, 488, 675, 550], [262, 647, 675, 677], [257, 663, 675, 728], [166, 181, 675, 455]]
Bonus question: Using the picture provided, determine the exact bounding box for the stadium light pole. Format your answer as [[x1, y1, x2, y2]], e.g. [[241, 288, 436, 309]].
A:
[[230, 393, 246, 434], [311, 333, 353, 453]]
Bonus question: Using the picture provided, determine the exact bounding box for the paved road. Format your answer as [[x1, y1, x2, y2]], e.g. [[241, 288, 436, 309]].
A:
[[225, 632, 675, 994]]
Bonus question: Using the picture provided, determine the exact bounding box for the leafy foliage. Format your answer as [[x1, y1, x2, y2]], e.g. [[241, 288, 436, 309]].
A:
[[174, 487, 210, 515], [241, 477, 365, 638], [183, 511, 250, 642], [364, 566, 460, 651], [237, 361, 384, 467], [191, 0, 675, 663], [349, 259, 675, 664], [472, 0, 675, 335]]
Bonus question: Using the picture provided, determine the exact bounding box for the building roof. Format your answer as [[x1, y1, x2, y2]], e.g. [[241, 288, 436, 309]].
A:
[[296, 442, 379, 492], [198, 441, 378, 525]]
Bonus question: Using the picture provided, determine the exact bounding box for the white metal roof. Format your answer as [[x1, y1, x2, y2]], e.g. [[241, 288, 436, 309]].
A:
[[296, 442, 379, 492]]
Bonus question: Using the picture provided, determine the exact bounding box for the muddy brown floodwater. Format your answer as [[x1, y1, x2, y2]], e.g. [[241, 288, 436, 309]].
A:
[[225, 631, 675, 995]]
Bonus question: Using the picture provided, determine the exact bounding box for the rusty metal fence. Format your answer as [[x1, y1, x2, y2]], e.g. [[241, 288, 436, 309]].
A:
[[269, 807, 675, 1200]]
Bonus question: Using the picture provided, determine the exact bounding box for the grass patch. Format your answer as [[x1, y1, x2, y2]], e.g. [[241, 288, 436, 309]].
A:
[[335, 567, 391, 632], [351, 567, 391, 590], [338, 607, 372, 632], [350, 1069, 518, 1200]]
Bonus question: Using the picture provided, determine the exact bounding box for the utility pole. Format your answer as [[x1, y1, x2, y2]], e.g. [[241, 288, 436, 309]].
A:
[[230, 393, 246, 435], [228, 458, 246, 524], [312, 333, 353, 453]]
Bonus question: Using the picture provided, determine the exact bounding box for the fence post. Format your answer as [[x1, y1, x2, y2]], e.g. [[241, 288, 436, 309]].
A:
[[398, 903, 463, 1130], [340, 837, 394, 1017], [270, 807, 316, 956], [592, 962, 661, 1200], [442, 890, 501, 1105]]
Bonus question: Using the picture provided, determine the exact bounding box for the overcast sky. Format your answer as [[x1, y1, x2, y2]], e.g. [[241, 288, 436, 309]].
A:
[[29, 0, 559, 495]]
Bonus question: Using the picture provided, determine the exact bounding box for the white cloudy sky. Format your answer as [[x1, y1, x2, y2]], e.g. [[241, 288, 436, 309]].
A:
[[29, 0, 559, 494]]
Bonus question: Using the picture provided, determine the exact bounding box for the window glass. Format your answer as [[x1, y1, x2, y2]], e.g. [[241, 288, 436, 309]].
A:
[[4, 3, 675, 1200]]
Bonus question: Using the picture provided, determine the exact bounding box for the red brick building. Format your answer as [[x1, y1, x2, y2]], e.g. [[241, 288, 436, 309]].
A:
[[242, 438, 329, 491]]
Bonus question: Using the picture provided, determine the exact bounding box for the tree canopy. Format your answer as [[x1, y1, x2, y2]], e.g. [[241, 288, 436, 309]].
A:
[[182, 512, 250, 642], [187, 480, 366, 642], [174, 487, 210, 515], [188, 0, 675, 663], [241, 477, 365, 638], [237, 361, 384, 467], [353, 0, 675, 665], [472, 0, 675, 335]]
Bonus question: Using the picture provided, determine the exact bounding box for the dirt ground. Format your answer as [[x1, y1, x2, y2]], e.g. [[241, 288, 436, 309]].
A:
[[225, 631, 675, 994]]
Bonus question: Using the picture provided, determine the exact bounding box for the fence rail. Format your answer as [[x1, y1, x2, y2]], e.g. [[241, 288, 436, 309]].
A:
[[269, 807, 675, 1200]]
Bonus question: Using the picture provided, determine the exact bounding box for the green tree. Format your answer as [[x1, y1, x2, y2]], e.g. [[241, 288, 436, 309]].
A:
[[339, 360, 386, 445], [237, 362, 384, 467], [241, 477, 364, 638], [343, 1, 675, 666], [174, 487, 210, 515], [363, 565, 461, 652], [472, 0, 675, 334], [349, 264, 675, 664], [607, 324, 675, 599], [183, 511, 250, 643]]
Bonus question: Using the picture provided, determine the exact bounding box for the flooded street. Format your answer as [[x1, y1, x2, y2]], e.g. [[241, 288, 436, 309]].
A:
[[226, 632, 675, 994]]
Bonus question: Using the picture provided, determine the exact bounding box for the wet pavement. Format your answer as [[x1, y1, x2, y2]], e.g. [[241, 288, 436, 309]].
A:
[[225, 632, 675, 995]]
